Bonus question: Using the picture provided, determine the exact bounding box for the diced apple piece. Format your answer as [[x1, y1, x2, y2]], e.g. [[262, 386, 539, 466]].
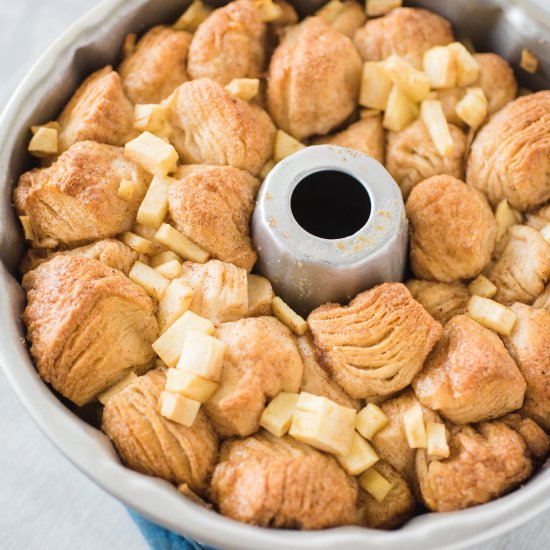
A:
[[165, 369, 219, 402], [129, 261, 169, 301], [356, 403, 389, 440], [158, 391, 201, 427], [359, 62, 393, 111], [467, 295, 517, 335], [118, 178, 137, 201], [247, 274, 274, 317], [19, 216, 34, 240], [383, 85, 419, 132], [384, 55, 430, 103], [336, 432, 380, 475], [274, 130, 305, 163], [31, 121, 61, 134], [315, 0, 345, 23], [272, 296, 308, 335], [421, 99, 454, 156], [448, 42, 480, 87], [366, 0, 402, 16], [289, 393, 357, 456], [520, 48, 539, 74], [426, 421, 450, 458], [98, 372, 138, 405], [151, 251, 181, 268], [155, 259, 182, 279], [157, 279, 194, 333], [260, 159, 275, 180], [456, 87, 488, 128], [540, 225, 550, 244], [403, 402, 427, 449], [28, 127, 58, 157], [468, 274, 497, 299], [120, 231, 153, 254], [423, 46, 457, 89], [153, 310, 215, 367], [133, 104, 172, 138], [359, 468, 393, 502], [254, 0, 284, 23], [176, 330, 227, 382], [224, 78, 260, 101], [125, 131, 179, 177], [136, 176, 170, 229], [173, 0, 213, 32], [495, 199, 521, 241], [259, 392, 300, 437], [155, 223, 209, 263]]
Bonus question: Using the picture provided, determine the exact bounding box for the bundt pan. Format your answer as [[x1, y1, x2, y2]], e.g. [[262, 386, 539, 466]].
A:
[[0, 0, 549, 548]]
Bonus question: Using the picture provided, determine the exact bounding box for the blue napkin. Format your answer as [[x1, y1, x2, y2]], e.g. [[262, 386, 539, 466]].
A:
[[128, 509, 218, 550]]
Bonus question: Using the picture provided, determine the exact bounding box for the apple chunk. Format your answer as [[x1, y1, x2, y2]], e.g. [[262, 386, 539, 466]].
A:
[[336, 432, 379, 476], [260, 392, 300, 437], [359, 62, 393, 111], [466, 295, 517, 335], [176, 330, 227, 382], [289, 393, 356, 456], [158, 391, 201, 427], [356, 403, 389, 440], [420, 99, 454, 156], [152, 310, 215, 367]]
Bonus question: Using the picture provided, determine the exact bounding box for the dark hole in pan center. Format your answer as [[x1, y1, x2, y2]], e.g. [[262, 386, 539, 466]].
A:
[[290, 170, 372, 240]]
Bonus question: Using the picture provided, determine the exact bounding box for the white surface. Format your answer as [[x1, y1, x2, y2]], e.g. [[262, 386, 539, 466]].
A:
[[0, 1, 549, 549]]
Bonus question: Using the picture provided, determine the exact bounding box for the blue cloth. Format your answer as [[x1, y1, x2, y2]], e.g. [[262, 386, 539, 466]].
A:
[[128, 509, 218, 550]]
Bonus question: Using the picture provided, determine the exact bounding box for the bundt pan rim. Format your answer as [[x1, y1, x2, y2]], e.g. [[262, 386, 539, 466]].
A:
[[0, 0, 549, 548]]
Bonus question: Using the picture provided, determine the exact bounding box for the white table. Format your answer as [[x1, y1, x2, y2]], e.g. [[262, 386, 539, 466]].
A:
[[0, 2, 548, 549]]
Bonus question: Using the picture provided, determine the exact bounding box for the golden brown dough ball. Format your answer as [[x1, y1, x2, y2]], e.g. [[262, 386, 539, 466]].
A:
[[14, 141, 149, 248], [406, 175, 497, 282], [20, 239, 139, 275], [211, 432, 357, 529], [502, 304, 550, 432], [353, 8, 454, 69], [178, 259, 248, 323], [168, 165, 260, 271], [267, 16, 362, 140], [371, 389, 440, 485], [474, 53, 518, 115], [355, 461, 416, 529], [467, 91, 550, 211], [416, 421, 533, 512], [308, 283, 442, 399], [405, 279, 470, 325], [295, 334, 359, 410], [311, 116, 385, 163], [412, 315, 526, 424], [187, 0, 267, 85], [204, 317, 303, 437], [102, 369, 218, 494], [119, 26, 192, 104], [330, 1, 366, 38], [485, 225, 550, 305], [57, 66, 135, 152], [169, 78, 275, 176], [438, 53, 518, 128], [386, 119, 467, 199], [22, 255, 158, 406]]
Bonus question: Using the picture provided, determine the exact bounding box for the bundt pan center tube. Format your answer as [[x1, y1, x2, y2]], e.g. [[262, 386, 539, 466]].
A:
[[0, 1, 550, 550], [252, 145, 408, 315]]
